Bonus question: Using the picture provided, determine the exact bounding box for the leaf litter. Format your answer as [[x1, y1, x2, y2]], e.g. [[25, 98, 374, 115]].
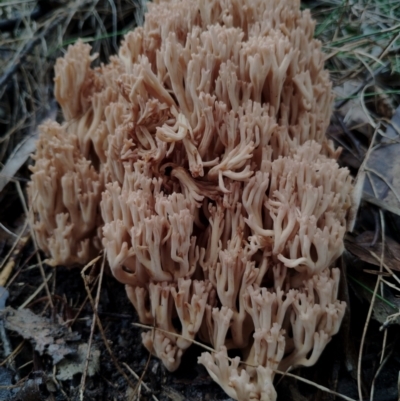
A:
[[0, 306, 80, 364]]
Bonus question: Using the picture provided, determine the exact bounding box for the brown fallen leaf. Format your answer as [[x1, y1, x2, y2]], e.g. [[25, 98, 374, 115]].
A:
[[334, 79, 371, 136], [345, 231, 400, 272], [363, 106, 400, 213], [0, 307, 80, 364]]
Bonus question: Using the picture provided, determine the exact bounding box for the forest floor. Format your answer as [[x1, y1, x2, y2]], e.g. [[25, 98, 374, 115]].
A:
[[0, 0, 400, 400]]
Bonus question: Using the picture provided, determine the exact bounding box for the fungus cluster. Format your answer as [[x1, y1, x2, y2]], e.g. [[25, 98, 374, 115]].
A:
[[28, 0, 352, 399]]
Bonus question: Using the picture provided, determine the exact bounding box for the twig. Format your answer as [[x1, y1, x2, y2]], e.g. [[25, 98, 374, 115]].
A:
[[16, 183, 54, 308], [357, 149, 386, 401], [5, 252, 38, 289], [68, 277, 99, 328], [370, 350, 392, 401], [274, 369, 357, 401], [52, 365, 71, 401], [18, 273, 53, 310], [0, 221, 30, 287], [369, 250, 400, 287], [0, 218, 29, 272], [130, 333, 153, 401], [380, 278, 400, 292], [123, 362, 160, 401], [132, 322, 215, 353], [0, 341, 25, 368], [0, 223, 19, 238], [79, 255, 104, 401], [81, 255, 136, 392]]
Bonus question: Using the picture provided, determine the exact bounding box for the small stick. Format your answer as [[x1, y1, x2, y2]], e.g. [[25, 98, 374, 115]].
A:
[[18, 273, 53, 310], [16, 183, 54, 308], [79, 255, 103, 401], [123, 362, 160, 401], [80, 255, 136, 396]]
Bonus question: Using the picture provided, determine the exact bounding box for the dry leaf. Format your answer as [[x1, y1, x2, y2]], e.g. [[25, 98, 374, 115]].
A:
[[56, 343, 100, 381], [363, 106, 400, 212], [345, 231, 400, 272], [0, 307, 80, 364], [334, 79, 371, 135]]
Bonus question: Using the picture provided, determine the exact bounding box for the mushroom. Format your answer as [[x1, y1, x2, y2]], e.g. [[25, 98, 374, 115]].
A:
[[28, 0, 352, 399]]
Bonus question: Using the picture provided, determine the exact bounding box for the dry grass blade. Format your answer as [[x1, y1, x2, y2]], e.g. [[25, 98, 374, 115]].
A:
[[18, 272, 52, 309], [123, 362, 160, 401], [0, 340, 25, 368], [79, 254, 104, 401], [81, 254, 136, 392], [356, 187, 385, 401], [16, 182, 54, 308], [0, 219, 30, 286]]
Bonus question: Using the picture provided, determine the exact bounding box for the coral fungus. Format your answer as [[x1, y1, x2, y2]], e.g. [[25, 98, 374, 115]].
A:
[[28, 0, 352, 399]]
